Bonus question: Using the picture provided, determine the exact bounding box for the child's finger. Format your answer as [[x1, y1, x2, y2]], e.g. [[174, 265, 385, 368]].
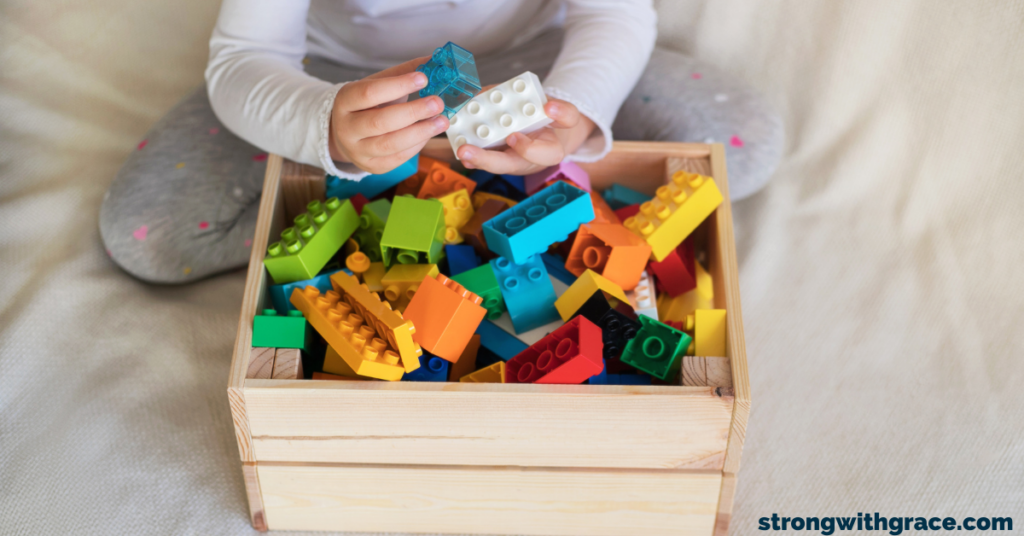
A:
[[365, 142, 430, 175], [360, 115, 449, 158], [339, 72, 428, 112], [365, 56, 431, 80], [457, 145, 534, 175], [544, 100, 582, 129], [349, 96, 444, 137], [504, 132, 564, 167]]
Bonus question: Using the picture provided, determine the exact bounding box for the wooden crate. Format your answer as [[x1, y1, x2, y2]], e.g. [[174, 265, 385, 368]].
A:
[[227, 140, 750, 535]]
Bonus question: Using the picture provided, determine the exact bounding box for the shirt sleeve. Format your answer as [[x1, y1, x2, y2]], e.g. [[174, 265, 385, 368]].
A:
[[205, 0, 369, 180], [542, 0, 658, 162]]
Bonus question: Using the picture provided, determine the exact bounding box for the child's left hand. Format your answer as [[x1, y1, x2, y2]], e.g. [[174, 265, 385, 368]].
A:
[[456, 99, 596, 175]]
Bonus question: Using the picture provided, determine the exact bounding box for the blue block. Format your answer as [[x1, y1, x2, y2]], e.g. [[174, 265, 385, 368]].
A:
[[269, 268, 349, 313], [469, 170, 526, 199], [483, 181, 594, 264], [445, 244, 481, 276], [402, 353, 450, 382], [602, 183, 651, 210], [474, 319, 528, 361], [540, 252, 577, 286], [325, 154, 419, 200], [588, 369, 652, 385], [416, 42, 481, 118], [489, 256, 560, 334]]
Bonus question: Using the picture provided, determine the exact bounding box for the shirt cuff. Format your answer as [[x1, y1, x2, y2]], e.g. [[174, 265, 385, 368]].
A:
[[543, 86, 613, 164], [316, 81, 371, 180]]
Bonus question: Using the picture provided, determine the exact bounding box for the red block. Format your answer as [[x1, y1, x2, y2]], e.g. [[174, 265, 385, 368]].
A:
[[648, 237, 696, 297], [349, 193, 369, 215], [505, 316, 604, 384], [614, 203, 640, 222]]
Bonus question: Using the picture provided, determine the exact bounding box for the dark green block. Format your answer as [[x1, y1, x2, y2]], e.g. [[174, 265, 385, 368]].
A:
[[452, 264, 506, 321], [620, 316, 691, 381], [252, 309, 311, 350]]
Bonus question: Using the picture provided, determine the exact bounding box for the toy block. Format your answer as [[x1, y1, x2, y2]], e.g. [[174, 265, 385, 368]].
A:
[[268, 269, 341, 313], [695, 261, 714, 302], [565, 291, 641, 362], [404, 273, 487, 362], [524, 161, 591, 195], [459, 361, 505, 383], [329, 271, 423, 371], [380, 195, 445, 266], [402, 352, 450, 382], [540, 252, 577, 286], [351, 198, 390, 262], [323, 345, 371, 379], [447, 72, 552, 154], [648, 237, 695, 297], [246, 347, 276, 379], [471, 191, 517, 211], [325, 153, 418, 200], [445, 244, 481, 276], [602, 183, 650, 210], [448, 334, 480, 382], [349, 193, 369, 214], [505, 316, 603, 384], [312, 371, 372, 381], [380, 263, 439, 312], [362, 261, 386, 292], [482, 181, 594, 264], [565, 223, 651, 291], [469, 170, 526, 197], [614, 203, 640, 222], [627, 270, 658, 320], [264, 197, 359, 284], [589, 369, 652, 385], [252, 309, 311, 350], [290, 286, 408, 381], [417, 41, 481, 118], [589, 192, 620, 224], [620, 316, 692, 381], [271, 348, 304, 380], [684, 309, 727, 356], [436, 188, 475, 244], [657, 287, 713, 323], [474, 319, 528, 361], [622, 171, 723, 261], [417, 164, 476, 200], [489, 256, 560, 333], [554, 269, 630, 322], [345, 252, 371, 277], [459, 199, 507, 259], [705, 356, 732, 387], [451, 263, 505, 320], [681, 355, 707, 386]]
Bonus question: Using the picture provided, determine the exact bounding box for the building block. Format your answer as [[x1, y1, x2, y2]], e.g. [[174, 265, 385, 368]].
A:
[[445, 244, 481, 276], [271, 348, 304, 379], [648, 237, 696, 297], [622, 171, 723, 261], [540, 252, 577, 286], [403, 273, 487, 362], [474, 319, 528, 361], [469, 170, 526, 196], [628, 270, 658, 321], [589, 192, 620, 224], [447, 71, 552, 154], [350, 198, 390, 262], [290, 286, 407, 381], [268, 269, 342, 313], [264, 198, 359, 284], [614, 203, 640, 222], [471, 191, 517, 211], [459, 198, 507, 259], [620, 316, 692, 381], [349, 193, 369, 214], [505, 316, 603, 384], [589, 369, 652, 385], [602, 183, 650, 210], [362, 261, 386, 292], [695, 261, 714, 302], [325, 154, 419, 200], [379, 195, 445, 266], [657, 287, 713, 322], [329, 271, 423, 372], [448, 334, 481, 381], [459, 361, 505, 383], [451, 263, 505, 320], [417, 164, 476, 200], [416, 41, 481, 119], [565, 223, 651, 291], [402, 353, 450, 382], [252, 309, 311, 350], [345, 252, 371, 277], [246, 347, 276, 379], [490, 256, 560, 333], [685, 309, 727, 356], [322, 345, 375, 380], [524, 161, 591, 195], [380, 263, 439, 312], [436, 188, 475, 244], [482, 181, 594, 264], [554, 269, 630, 322], [565, 291, 641, 362]]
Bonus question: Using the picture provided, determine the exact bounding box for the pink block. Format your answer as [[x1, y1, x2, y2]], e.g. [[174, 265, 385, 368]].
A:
[[524, 161, 592, 195]]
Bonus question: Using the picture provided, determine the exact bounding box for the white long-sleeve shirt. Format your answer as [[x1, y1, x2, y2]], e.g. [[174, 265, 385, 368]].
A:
[[205, 0, 657, 180]]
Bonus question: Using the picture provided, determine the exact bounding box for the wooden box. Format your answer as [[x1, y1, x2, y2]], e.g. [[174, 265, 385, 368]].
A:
[[227, 140, 750, 535]]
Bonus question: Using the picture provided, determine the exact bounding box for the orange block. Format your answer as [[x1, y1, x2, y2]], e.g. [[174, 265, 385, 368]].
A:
[[417, 164, 476, 199], [471, 191, 517, 211], [448, 334, 481, 382], [589, 192, 620, 224], [404, 273, 487, 362], [565, 223, 652, 291]]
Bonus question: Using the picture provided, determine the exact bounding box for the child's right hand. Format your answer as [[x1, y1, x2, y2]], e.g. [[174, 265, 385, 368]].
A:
[[328, 57, 449, 175]]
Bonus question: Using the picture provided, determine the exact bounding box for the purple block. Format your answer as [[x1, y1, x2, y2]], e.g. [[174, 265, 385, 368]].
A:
[[524, 161, 592, 195]]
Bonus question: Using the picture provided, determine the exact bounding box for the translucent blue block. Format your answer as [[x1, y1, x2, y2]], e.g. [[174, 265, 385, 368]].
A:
[[268, 268, 350, 313], [416, 42, 481, 118], [325, 154, 419, 200], [402, 353, 449, 382], [482, 181, 595, 264], [474, 319, 528, 361], [489, 256, 560, 334], [588, 369, 652, 385], [602, 183, 651, 210]]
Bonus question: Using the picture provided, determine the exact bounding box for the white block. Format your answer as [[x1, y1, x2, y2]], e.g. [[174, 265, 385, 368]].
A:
[[446, 71, 553, 156], [628, 270, 659, 321]]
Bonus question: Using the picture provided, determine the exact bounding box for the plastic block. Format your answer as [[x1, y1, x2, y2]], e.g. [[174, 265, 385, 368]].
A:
[[490, 256, 560, 334], [469, 170, 526, 193], [380, 263, 439, 312], [471, 191, 517, 211], [328, 271, 423, 371], [628, 270, 658, 320], [566, 291, 641, 362], [505, 316, 603, 384], [554, 269, 631, 322], [695, 261, 714, 302], [322, 346, 375, 380], [362, 261, 386, 292], [290, 286, 406, 381], [269, 269, 341, 313], [524, 161, 591, 195], [459, 199, 507, 259], [417, 164, 476, 200], [417, 42, 481, 118], [589, 192, 620, 224], [540, 252, 577, 286], [448, 334, 480, 381], [614, 203, 640, 222], [474, 319, 528, 361], [264, 198, 359, 284], [350, 198, 390, 262], [686, 309, 727, 356], [620, 316, 692, 381], [657, 287, 713, 322], [451, 264, 505, 320], [252, 309, 311, 350], [325, 154, 419, 199], [445, 244, 481, 276], [565, 223, 651, 291], [602, 183, 651, 210], [436, 188, 475, 244], [459, 361, 505, 383], [402, 352, 450, 382], [447, 71, 552, 153], [648, 237, 696, 297], [623, 171, 723, 261], [379, 195, 445, 266], [349, 193, 369, 215], [589, 369, 652, 385], [482, 181, 594, 264], [404, 273, 487, 362]]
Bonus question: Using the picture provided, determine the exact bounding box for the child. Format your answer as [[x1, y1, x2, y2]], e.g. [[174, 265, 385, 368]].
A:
[[100, 0, 782, 284]]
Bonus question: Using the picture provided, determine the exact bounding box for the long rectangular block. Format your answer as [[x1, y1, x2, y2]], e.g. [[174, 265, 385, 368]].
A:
[[447, 72, 552, 154], [505, 316, 604, 384], [482, 181, 594, 264], [329, 271, 423, 372], [264, 198, 359, 284], [325, 154, 418, 200], [474, 319, 528, 361], [622, 171, 723, 261]]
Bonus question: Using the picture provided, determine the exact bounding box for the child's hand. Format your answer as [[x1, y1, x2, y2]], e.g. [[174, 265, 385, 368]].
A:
[[329, 57, 450, 174], [456, 99, 597, 175]]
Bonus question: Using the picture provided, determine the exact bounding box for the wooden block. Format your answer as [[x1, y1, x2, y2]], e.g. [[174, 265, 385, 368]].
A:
[[713, 472, 737, 536], [246, 347, 276, 380], [271, 349, 303, 380], [242, 462, 267, 531], [682, 355, 707, 386], [705, 356, 732, 388]]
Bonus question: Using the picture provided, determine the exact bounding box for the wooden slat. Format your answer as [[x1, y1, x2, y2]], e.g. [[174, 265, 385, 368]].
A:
[[280, 160, 326, 221], [682, 356, 708, 386], [705, 356, 732, 388], [246, 347, 276, 380], [258, 463, 722, 535], [713, 472, 737, 536], [271, 348, 303, 380], [242, 462, 268, 532], [228, 388, 254, 462]]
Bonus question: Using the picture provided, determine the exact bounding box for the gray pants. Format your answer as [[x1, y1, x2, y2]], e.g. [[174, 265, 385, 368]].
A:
[[100, 30, 783, 284]]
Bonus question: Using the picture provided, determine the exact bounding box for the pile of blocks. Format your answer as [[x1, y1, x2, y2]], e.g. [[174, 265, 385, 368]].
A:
[[249, 42, 730, 386]]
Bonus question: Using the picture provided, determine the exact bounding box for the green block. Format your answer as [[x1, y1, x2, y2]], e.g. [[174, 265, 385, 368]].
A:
[[620, 316, 691, 381], [380, 196, 445, 267], [351, 199, 390, 262], [252, 309, 311, 350], [452, 264, 505, 321], [264, 197, 359, 284]]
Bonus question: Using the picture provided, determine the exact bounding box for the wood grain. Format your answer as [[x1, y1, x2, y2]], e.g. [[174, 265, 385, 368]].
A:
[[705, 356, 733, 388], [228, 387, 254, 462], [246, 347, 276, 380], [242, 462, 267, 532], [280, 160, 326, 221], [713, 472, 737, 536], [682, 355, 708, 386], [271, 348, 303, 380]]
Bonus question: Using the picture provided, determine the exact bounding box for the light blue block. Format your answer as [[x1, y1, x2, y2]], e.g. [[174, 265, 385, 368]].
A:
[[474, 319, 528, 361], [482, 181, 594, 264], [602, 183, 650, 210], [269, 268, 349, 313], [416, 42, 481, 118], [489, 256, 560, 334], [402, 353, 449, 382], [325, 154, 418, 200]]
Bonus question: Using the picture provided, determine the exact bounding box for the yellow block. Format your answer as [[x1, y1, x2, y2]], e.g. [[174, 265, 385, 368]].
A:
[[459, 361, 505, 383], [623, 171, 723, 261], [362, 261, 386, 293], [322, 346, 375, 380], [692, 309, 727, 356], [658, 288, 713, 323], [330, 271, 423, 372], [438, 189, 475, 244], [554, 269, 631, 321], [695, 262, 714, 302], [380, 263, 439, 312]]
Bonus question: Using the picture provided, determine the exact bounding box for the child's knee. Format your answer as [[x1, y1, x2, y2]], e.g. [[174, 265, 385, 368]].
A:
[[100, 194, 185, 284]]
